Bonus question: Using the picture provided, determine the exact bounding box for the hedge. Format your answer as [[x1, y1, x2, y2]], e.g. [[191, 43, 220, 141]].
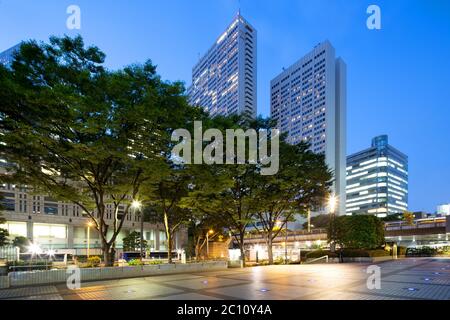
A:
[[305, 249, 390, 259]]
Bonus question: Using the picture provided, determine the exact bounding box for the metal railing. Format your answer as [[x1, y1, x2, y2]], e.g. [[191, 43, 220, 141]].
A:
[[243, 228, 327, 240], [304, 255, 329, 264]]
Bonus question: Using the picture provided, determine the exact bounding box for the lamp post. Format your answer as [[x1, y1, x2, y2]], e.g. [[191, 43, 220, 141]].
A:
[[131, 200, 143, 259], [206, 229, 214, 258], [87, 222, 93, 258], [328, 194, 337, 253]]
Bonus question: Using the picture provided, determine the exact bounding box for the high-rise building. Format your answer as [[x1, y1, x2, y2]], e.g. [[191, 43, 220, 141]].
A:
[[0, 43, 21, 66], [346, 135, 408, 217], [0, 183, 187, 252], [270, 41, 347, 214], [437, 204, 450, 216], [189, 13, 257, 118]]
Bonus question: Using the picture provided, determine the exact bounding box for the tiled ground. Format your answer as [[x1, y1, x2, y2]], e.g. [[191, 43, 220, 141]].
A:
[[1, 258, 449, 300]]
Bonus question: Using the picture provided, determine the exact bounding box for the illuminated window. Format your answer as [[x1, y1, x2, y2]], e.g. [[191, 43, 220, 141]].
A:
[[0, 221, 27, 237], [33, 223, 67, 239]]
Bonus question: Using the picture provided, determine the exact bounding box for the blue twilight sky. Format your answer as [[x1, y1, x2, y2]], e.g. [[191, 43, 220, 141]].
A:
[[1, 0, 449, 213]]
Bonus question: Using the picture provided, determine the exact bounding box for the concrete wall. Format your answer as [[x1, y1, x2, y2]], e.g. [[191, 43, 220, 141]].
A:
[[0, 261, 228, 289]]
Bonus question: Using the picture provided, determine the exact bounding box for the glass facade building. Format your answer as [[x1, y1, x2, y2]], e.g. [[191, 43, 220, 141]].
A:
[[270, 41, 347, 215], [346, 135, 408, 217], [0, 43, 21, 66], [188, 13, 257, 118]]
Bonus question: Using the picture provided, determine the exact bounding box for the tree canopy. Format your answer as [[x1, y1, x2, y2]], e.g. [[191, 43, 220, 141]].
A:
[[0, 35, 200, 264]]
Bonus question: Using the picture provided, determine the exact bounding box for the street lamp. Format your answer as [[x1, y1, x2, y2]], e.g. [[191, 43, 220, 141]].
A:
[[329, 194, 337, 214], [87, 221, 93, 258], [328, 194, 337, 253], [131, 200, 144, 259], [206, 229, 214, 258]]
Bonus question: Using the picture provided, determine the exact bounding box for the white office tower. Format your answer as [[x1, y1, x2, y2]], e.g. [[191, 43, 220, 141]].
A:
[[270, 41, 347, 215], [189, 13, 257, 118]]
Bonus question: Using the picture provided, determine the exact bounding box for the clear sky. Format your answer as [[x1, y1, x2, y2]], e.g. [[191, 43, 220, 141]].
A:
[[1, 0, 449, 213]]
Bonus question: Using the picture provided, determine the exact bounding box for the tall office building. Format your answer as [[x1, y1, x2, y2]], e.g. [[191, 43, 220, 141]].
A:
[[270, 41, 347, 214], [0, 43, 21, 66], [437, 204, 450, 216], [346, 135, 408, 217], [189, 13, 257, 118]]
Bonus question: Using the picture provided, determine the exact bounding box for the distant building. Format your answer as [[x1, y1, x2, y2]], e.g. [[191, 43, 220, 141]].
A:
[[270, 41, 347, 215], [188, 12, 257, 118], [437, 204, 450, 216], [346, 135, 408, 217], [0, 43, 21, 66]]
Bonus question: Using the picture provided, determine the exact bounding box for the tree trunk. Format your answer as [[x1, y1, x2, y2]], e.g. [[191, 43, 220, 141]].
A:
[[140, 211, 144, 259], [267, 232, 274, 265], [239, 231, 246, 267], [167, 230, 173, 264], [102, 245, 115, 267]]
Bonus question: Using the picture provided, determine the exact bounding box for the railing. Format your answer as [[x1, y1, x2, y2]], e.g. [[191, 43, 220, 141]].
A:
[[0, 246, 19, 262], [385, 221, 446, 231], [304, 255, 329, 264], [243, 228, 327, 240]]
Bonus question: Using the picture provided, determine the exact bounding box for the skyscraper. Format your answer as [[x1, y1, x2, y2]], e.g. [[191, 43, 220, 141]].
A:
[[346, 135, 408, 217], [0, 43, 21, 66], [189, 13, 257, 118], [270, 41, 347, 214]]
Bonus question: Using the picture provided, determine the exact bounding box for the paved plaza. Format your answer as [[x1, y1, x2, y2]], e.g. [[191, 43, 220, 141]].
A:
[[0, 258, 449, 300]]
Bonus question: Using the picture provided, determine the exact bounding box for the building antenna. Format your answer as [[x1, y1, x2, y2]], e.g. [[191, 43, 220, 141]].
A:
[[238, 0, 241, 15]]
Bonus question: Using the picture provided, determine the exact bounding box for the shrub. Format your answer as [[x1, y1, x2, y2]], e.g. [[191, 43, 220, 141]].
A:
[[406, 247, 438, 257], [6, 260, 52, 272], [86, 256, 101, 267], [146, 260, 163, 265], [340, 249, 390, 257], [127, 259, 143, 266]]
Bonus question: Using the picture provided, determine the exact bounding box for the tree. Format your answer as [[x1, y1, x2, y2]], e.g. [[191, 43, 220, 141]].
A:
[[0, 36, 195, 265], [0, 229, 9, 247], [253, 140, 332, 264], [122, 231, 147, 252], [329, 215, 385, 250], [12, 236, 30, 252], [184, 116, 269, 266], [403, 211, 415, 225], [187, 211, 228, 261], [0, 200, 9, 247]]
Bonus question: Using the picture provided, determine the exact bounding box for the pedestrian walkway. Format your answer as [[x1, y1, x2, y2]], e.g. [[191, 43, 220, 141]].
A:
[[0, 258, 449, 300]]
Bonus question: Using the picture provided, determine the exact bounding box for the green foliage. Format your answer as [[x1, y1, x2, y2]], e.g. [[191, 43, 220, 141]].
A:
[[0, 36, 200, 265], [328, 215, 385, 249], [122, 231, 147, 252], [147, 259, 164, 265], [403, 211, 415, 225], [405, 246, 450, 257], [86, 256, 102, 267], [127, 258, 143, 266], [0, 228, 9, 247], [341, 249, 390, 257], [12, 236, 29, 252], [7, 260, 52, 272]]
